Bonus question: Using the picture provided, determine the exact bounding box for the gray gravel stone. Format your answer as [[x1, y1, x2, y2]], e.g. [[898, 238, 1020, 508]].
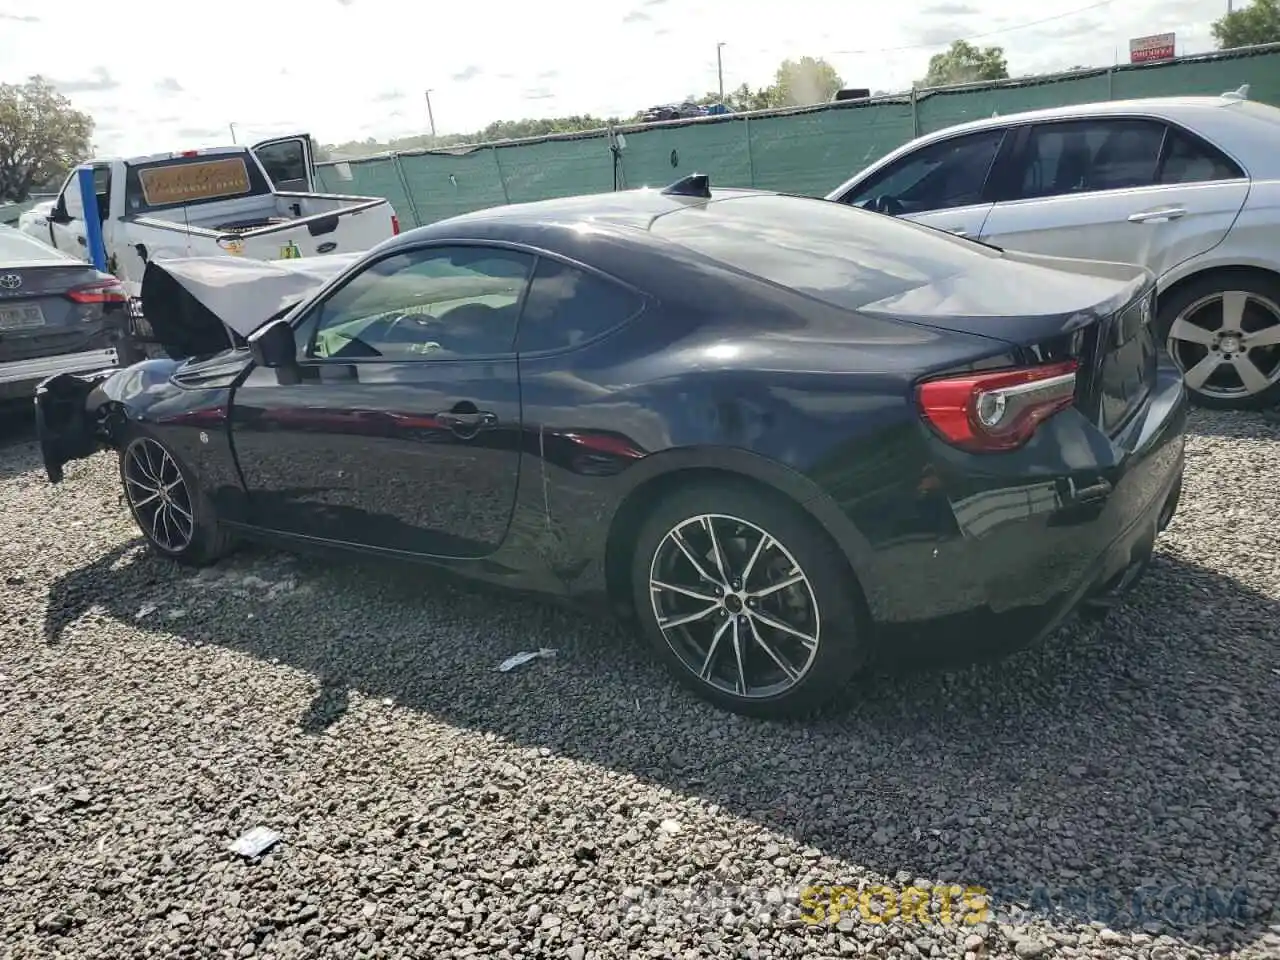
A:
[[1, 407, 1278, 959]]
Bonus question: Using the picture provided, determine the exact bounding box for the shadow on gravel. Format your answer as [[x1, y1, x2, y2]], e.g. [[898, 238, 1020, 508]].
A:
[[1183, 407, 1280, 441], [0, 404, 40, 481], [43, 541, 1279, 954]]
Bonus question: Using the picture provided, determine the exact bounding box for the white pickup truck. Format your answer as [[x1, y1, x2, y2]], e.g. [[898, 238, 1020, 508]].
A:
[[16, 134, 399, 300]]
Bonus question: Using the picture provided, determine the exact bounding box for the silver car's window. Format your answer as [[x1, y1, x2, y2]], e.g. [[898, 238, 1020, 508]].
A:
[[1158, 125, 1244, 184], [1013, 118, 1166, 199], [839, 128, 1006, 214]]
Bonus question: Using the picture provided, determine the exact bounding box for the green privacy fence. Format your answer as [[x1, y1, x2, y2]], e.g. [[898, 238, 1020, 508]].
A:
[[315, 42, 1280, 229]]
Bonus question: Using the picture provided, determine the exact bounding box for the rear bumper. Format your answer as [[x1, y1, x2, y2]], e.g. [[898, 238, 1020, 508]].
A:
[[867, 364, 1188, 663], [0, 348, 119, 401]]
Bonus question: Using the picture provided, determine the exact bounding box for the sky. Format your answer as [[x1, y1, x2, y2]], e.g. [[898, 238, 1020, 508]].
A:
[[0, 0, 1240, 156]]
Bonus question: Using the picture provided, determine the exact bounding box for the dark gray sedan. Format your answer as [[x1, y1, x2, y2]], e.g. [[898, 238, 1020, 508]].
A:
[[0, 225, 136, 403]]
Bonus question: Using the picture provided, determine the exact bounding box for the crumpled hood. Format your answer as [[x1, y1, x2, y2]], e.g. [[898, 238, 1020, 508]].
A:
[[139, 253, 363, 359]]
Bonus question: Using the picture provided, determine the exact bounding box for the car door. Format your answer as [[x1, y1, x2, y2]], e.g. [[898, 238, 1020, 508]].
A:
[[45, 165, 112, 260], [829, 126, 1010, 239], [977, 116, 1250, 277], [251, 134, 316, 192], [227, 243, 533, 559]]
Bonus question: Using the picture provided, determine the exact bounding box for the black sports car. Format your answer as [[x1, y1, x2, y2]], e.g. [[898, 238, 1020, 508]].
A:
[[33, 175, 1188, 717]]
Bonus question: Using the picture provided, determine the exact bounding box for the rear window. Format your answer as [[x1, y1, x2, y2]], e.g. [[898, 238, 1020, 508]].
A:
[[124, 153, 273, 215], [648, 194, 1001, 312]]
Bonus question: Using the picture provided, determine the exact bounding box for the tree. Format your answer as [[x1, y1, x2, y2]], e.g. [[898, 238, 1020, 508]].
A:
[[0, 76, 94, 202], [320, 54, 844, 159], [918, 40, 1009, 89], [772, 57, 844, 107], [1212, 0, 1280, 49]]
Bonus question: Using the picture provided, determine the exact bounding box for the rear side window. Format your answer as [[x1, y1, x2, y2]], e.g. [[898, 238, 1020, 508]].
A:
[[515, 258, 644, 353], [651, 194, 1001, 313], [840, 128, 1006, 214], [1158, 126, 1243, 184], [1011, 118, 1166, 199]]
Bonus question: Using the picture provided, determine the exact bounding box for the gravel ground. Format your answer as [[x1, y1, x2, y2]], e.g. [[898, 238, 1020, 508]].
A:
[[1, 408, 1278, 960]]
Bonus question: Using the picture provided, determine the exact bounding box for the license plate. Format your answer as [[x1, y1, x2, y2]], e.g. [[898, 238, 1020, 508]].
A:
[[0, 304, 44, 331]]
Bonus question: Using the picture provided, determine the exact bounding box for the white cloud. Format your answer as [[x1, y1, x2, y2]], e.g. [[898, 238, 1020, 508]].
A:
[[0, 0, 1234, 156]]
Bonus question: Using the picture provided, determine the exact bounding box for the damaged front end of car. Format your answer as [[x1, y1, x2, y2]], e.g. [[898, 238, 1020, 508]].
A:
[[34, 253, 360, 485], [34, 359, 182, 483]]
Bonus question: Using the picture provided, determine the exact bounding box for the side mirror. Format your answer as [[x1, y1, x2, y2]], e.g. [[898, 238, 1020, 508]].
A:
[[248, 318, 297, 369]]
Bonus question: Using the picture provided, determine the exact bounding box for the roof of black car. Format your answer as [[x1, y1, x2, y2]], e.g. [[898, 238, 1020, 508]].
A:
[[386, 186, 771, 247]]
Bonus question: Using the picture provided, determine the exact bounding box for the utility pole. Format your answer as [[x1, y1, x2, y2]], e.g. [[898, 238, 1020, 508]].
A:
[[425, 89, 437, 139], [716, 43, 726, 103]]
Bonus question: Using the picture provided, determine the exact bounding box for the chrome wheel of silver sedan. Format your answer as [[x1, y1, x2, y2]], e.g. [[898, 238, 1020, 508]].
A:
[[1166, 289, 1280, 401], [123, 437, 195, 553], [648, 513, 821, 700]]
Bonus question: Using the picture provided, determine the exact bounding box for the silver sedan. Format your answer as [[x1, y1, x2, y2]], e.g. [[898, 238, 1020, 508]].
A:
[[826, 91, 1280, 410]]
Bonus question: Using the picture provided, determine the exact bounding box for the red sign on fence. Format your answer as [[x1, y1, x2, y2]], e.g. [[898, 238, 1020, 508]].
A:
[[1130, 33, 1176, 63]]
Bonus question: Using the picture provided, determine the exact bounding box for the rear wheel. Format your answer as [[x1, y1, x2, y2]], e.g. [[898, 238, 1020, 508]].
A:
[[119, 433, 233, 566], [630, 481, 866, 718], [1158, 272, 1280, 410]]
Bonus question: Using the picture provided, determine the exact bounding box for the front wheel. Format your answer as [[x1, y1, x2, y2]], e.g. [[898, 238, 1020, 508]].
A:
[[1158, 272, 1280, 410], [119, 433, 233, 566], [629, 481, 867, 718]]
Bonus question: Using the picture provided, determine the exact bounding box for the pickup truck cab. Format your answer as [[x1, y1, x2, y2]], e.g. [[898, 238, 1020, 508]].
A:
[[18, 134, 398, 300]]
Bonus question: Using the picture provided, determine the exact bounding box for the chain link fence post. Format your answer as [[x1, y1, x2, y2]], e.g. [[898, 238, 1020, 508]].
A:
[[391, 152, 423, 228], [492, 146, 511, 203]]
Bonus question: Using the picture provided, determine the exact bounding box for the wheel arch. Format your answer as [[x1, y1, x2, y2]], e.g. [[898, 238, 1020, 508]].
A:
[[1157, 262, 1280, 317], [601, 447, 876, 620]]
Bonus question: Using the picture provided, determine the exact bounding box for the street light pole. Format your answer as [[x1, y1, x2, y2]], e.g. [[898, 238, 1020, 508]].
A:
[[228, 122, 237, 144], [425, 89, 437, 139], [716, 43, 726, 103]]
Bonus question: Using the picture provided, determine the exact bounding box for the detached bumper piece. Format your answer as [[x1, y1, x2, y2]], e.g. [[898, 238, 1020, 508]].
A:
[[34, 368, 117, 484], [0, 347, 118, 390]]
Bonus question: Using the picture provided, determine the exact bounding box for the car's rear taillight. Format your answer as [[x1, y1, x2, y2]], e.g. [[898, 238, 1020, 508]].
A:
[[391, 214, 401, 236], [917, 360, 1079, 453], [66, 279, 129, 305]]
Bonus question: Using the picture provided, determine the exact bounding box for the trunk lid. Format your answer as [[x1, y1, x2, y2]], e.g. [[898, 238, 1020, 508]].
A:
[[0, 263, 124, 362], [858, 250, 1158, 440]]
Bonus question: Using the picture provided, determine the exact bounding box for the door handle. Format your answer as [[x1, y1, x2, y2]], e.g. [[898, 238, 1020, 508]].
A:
[[1128, 207, 1186, 224], [947, 227, 971, 237], [436, 409, 497, 431]]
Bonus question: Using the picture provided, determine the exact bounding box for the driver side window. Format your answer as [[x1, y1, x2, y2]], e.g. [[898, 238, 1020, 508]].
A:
[[305, 246, 535, 362], [840, 128, 1007, 214]]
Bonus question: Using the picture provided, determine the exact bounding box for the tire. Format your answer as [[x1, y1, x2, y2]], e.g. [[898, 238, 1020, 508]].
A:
[[629, 479, 867, 718], [1156, 271, 1280, 410], [118, 430, 234, 566]]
